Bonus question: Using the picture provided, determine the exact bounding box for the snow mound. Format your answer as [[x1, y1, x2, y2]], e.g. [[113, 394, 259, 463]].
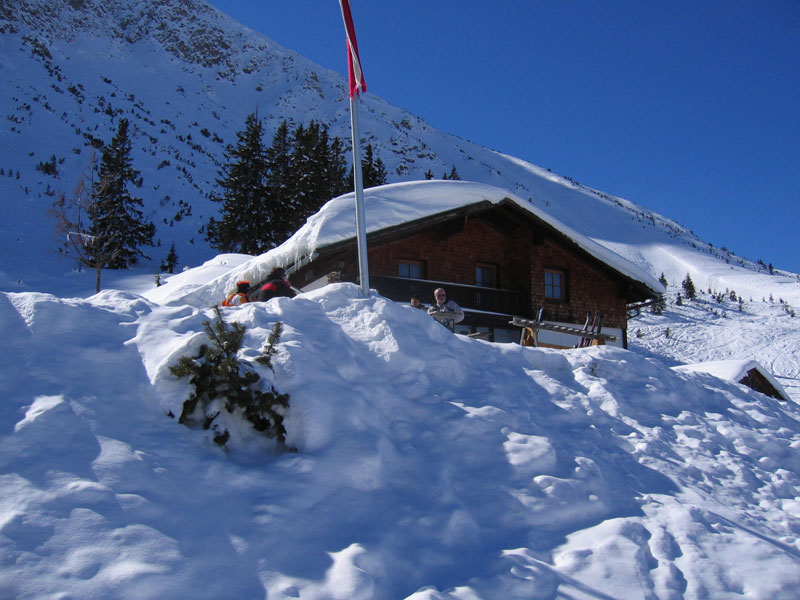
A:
[[1, 284, 799, 598]]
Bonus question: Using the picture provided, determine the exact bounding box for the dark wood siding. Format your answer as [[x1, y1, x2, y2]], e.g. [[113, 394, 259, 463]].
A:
[[292, 204, 646, 333]]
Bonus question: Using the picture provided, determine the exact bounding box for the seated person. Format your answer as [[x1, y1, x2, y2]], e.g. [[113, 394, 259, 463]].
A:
[[427, 288, 464, 323], [255, 267, 295, 302], [221, 280, 252, 306]]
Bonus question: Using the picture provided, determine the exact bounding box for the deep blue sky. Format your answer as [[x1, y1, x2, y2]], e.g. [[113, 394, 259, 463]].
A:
[[208, 1, 800, 273]]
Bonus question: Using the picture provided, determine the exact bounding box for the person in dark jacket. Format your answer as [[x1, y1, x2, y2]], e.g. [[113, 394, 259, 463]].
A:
[[256, 267, 295, 302]]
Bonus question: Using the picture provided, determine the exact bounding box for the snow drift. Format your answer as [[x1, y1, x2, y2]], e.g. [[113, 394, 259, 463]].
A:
[[1, 281, 798, 599]]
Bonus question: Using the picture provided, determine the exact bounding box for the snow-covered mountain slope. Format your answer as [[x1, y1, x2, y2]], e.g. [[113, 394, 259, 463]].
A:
[[630, 289, 800, 403], [1, 281, 799, 599], [2, 0, 796, 292]]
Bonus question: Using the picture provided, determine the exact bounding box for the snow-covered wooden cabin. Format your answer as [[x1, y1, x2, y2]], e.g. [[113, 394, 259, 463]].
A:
[[675, 360, 791, 402], [277, 181, 664, 347]]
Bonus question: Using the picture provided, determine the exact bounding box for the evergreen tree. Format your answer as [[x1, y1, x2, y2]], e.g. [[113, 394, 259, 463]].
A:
[[424, 169, 434, 180], [92, 118, 154, 268], [360, 143, 388, 188], [287, 121, 314, 223], [162, 242, 179, 273], [442, 165, 461, 180], [659, 272, 668, 288], [682, 273, 696, 299], [206, 112, 270, 254], [208, 117, 350, 253], [49, 151, 115, 292], [285, 120, 348, 236], [169, 307, 289, 446], [652, 294, 666, 315], [262, 120, 295, 246]]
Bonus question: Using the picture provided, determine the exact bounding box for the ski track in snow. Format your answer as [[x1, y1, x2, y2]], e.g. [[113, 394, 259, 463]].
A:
[[630, 294, 800, 401]]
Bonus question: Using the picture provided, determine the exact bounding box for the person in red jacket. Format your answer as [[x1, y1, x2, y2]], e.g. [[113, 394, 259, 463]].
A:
[[255, 267, 295, 302]]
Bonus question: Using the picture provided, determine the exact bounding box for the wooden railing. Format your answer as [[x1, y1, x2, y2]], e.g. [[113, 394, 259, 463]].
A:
[[370, 276, 527, 317]]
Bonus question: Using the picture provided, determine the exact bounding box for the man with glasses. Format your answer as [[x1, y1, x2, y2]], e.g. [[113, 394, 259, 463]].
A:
[[427, 288, 464, 329]]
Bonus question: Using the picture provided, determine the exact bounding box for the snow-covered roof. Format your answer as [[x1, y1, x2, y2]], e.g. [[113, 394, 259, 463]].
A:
[[674, 359, 791, 401], [152, 180, 665, 307]]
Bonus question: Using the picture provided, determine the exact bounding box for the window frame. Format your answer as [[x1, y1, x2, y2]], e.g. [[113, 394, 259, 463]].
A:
[[544, 268, 567, 302], [398, 259, 425, 279], [475, 262, 498, 288]]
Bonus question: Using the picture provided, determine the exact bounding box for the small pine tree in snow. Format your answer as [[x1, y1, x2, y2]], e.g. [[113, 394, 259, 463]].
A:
[[651, 293, 666, 315], [169, 307, 289, 446], [682, 274, 696, 299], [659, 272, 668, 289], [442, 165, 461, 180], [161, 242, 178, 273]]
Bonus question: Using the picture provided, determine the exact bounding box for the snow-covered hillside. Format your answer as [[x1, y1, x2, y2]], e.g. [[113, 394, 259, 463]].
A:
[[630, 288, 800, 402], [1, 274, 799, 599], [2, 0, 796, 291]]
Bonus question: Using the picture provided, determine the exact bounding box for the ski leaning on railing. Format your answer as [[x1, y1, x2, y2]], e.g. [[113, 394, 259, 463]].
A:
[[577, 312, 605, 348]]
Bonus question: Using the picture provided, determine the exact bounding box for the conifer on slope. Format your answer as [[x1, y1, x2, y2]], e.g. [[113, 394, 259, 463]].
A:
[[92, 118, 155, 269]]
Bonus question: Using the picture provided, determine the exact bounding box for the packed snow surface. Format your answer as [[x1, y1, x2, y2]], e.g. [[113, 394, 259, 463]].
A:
[[1, 267, 799, 599]]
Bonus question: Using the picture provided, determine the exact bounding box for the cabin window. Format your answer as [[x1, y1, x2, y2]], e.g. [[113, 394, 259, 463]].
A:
[[544, 269, 566, 301], [475, 263, 497, 288], [398, 260, 424, 279]]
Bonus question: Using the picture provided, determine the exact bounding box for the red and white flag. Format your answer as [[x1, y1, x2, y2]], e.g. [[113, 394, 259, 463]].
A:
[[339, 0, 367, 97]]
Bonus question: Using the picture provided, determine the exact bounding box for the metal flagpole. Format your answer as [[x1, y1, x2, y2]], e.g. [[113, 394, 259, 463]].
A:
[[349, 95, 370, 297], [339, 0, 370, 298]]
